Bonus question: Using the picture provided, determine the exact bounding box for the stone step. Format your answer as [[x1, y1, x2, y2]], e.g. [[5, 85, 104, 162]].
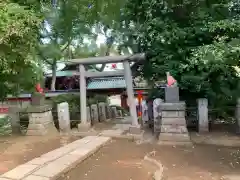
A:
[[159, 102, 186, 111], [161, 117, 187, 126], [158, 141, 193, 146], [158, 133, 190, 142], [161, 111, 185, 118], [160, 125, 188, 134]]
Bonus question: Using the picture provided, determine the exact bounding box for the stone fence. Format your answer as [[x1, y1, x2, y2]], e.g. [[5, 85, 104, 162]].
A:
[[145, 97, 240, 136], [0, 97, 124, 136], [57, 102, 123, 134]]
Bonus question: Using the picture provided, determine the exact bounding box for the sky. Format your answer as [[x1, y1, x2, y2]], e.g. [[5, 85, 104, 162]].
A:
[[44, 23, 129, 73], [53, 33, 127, 73]]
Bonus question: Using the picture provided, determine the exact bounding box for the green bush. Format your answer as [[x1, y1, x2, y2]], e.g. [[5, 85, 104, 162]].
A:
[[0, 116, 12, 135]]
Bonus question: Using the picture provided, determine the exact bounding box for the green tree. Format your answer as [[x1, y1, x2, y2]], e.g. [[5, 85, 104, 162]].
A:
[[39, 0, 125, 90], [119, 0, 240, 107], [0, 1, 42, 99]]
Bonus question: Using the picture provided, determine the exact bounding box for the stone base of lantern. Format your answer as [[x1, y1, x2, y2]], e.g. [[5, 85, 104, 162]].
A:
[[26, 106, 58, 136], [157, 102, 191, 145]]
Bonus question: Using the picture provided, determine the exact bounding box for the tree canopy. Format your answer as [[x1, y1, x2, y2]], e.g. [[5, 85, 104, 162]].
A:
[[0, 0, 42, 99], [1, 0, 239, 111], [118, 0, 240, 106]]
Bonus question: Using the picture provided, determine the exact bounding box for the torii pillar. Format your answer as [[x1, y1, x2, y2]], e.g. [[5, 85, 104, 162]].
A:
[[123, 61, 138, 127], [78, 64, 89, 130]]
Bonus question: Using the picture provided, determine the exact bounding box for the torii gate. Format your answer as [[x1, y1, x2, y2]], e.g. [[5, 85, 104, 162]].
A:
[[67, 53, 145, 131]]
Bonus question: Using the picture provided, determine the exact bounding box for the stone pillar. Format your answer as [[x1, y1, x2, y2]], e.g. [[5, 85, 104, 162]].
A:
[[153, 98, 163, 134], [87, 106, 91, 123], [78, 64, 90, 131], [197, 98, 209, 133], [111, 106, 118, 118], [142, 102, 148, 125], [236, 98, 240, 133], [98, 102, 106, 122], [57, 102, 70, 134], [90, 104, 99, 124], [123, 60, 140, 133], [118, 110, 123, 117], [105, 105, 111, 119], [8, 107, 21, 134]]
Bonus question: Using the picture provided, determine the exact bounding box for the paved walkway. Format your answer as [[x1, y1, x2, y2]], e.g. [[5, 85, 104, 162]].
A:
[[0, 136, 111, 180]]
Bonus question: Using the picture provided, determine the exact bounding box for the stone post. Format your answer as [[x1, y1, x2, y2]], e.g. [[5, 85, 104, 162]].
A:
[[142, 102, 148, 125], [8, 107, 21, 134], [197, 98, 209, 133], [123, 61, 138, 127], [236, 98, 240, 133], [57, 102, 70, 134], [98, 102, 106, 122], [111, 106, 118, 118], [118, 110, 123, 117], [87, 106, 91, 124], [153, 98, 163, 134], [90, 104, 99, 124], [105, 105, 111, 119]]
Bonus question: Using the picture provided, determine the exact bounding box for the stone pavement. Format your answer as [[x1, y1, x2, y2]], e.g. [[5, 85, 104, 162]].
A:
[[0, 136, 111, 180]]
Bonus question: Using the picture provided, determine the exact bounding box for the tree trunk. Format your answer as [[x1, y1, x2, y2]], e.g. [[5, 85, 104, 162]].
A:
[[50, 61, 57, 91], [98, 43, 112, 71]]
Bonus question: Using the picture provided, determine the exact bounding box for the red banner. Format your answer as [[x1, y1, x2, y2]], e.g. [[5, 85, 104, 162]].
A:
[[0, 108, 9, 114]]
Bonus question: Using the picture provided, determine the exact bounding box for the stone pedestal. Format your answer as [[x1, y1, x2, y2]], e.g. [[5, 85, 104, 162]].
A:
[[197, 98, 209, 133], [158, 102, 191, 144], [57, 102, 70, 134], [26, 105, 57, 136], [165, 87, 179, 103], [98, 102, 106, 122], [31, 92, 45, 106]]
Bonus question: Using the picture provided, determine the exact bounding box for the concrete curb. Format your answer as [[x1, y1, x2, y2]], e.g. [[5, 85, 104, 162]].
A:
[[192, 139, 240, 147], [221, 174, 240, 180], [72, 132, 143, 141], [0, 136, 112, 180], [143, 152, 164, 180]]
